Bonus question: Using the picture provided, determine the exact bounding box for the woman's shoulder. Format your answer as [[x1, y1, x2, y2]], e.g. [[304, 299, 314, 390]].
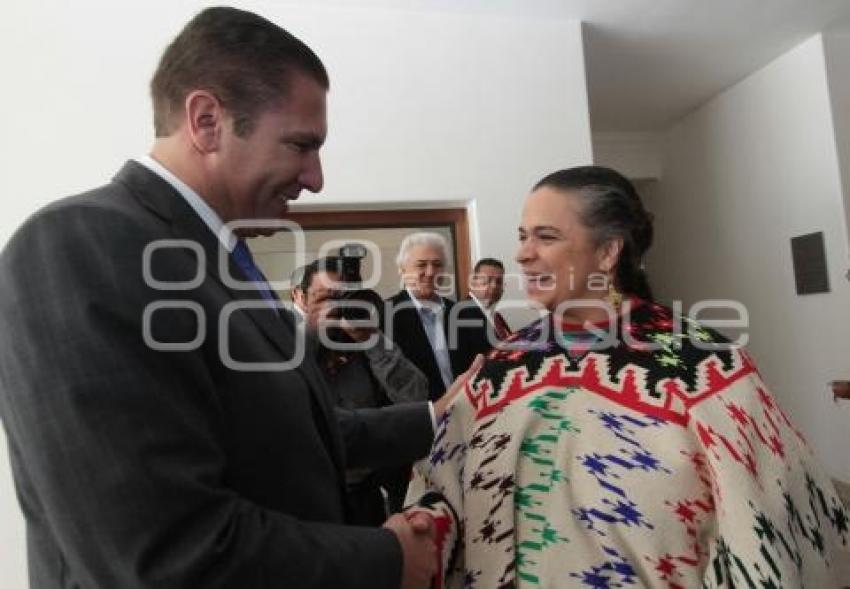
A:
[[623, 299, 735, 354], [619, 299, 749, 379], [608, 299, 756, 421]]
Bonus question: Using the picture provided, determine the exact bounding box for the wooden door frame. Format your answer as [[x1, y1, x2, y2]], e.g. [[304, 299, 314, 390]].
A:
[[285, 208, 472, 298]]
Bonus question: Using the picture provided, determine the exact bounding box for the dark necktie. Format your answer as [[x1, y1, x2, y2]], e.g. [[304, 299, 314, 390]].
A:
[[230, 239, 279, 311], [493, 311, 512, 340]]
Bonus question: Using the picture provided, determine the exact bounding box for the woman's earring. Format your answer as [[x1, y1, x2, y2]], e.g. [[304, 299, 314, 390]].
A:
[[605, 275, 623, 310]]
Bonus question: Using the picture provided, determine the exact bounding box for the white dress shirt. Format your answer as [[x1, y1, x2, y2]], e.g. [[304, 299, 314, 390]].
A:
[[470, 292, 494, 319], [406, 288, 454, 389]]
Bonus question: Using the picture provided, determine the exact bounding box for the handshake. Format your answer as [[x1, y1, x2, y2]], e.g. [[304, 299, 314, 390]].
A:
[[382, 353, 484, 588], [384, 509, 440, 589]]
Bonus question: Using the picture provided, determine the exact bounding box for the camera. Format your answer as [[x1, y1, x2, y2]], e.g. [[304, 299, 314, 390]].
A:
[[338, 243, 367, 283], [331, 243, 384, 325]]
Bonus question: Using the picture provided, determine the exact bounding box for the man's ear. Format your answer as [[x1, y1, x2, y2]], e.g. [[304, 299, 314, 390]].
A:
[[598, 237, 624, 274], [184, 90, 224, 153]]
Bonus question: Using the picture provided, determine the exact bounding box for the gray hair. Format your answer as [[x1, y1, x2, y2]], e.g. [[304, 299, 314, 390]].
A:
[[396, 232, 449, 268]]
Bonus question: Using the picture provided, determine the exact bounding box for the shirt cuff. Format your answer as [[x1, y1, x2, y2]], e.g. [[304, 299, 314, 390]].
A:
[[427, 401, 437, 433]]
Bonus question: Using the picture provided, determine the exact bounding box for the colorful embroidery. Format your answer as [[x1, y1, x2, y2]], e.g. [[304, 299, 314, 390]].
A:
[[408, 302, 849, 588], [515, 388, 578, 585]]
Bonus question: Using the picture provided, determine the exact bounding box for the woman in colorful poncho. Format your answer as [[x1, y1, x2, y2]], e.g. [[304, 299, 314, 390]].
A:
[[407, 166, 848, 588]]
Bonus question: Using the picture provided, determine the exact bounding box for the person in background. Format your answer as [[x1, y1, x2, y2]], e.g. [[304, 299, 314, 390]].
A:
[[292, 257, 476, 521], [406, 166, 849, 588], [467, 258, 511, 339], [454, 258, 512, 361], [294, 257, 431, 408], [0, 8, 440, 588], [290, 258, 339, 330], [385, 233, 469, 401]]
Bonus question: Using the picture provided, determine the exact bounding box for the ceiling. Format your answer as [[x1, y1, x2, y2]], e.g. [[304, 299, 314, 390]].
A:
[[304, 0, 850, 132]]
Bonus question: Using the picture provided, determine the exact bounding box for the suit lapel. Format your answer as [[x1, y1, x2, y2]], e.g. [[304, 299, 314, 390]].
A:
[[393, 290, 455, 392], [441, 297, 465, 375], [114, 161, 345, 472], [440, 296, 453, 340]]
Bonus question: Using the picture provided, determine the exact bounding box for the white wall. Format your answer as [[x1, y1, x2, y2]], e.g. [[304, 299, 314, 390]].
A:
[[823, 31, 850, 258], [592, 132, 664, 180], [648, 34, 850, 479], [0, 1, 592, 585]]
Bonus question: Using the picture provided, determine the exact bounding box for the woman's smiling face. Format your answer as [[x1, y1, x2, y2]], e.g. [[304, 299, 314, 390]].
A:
[[515, 186, 612, 313]]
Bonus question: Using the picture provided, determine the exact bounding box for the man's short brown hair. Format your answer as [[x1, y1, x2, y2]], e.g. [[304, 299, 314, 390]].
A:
[[150, 7, 329, 138]]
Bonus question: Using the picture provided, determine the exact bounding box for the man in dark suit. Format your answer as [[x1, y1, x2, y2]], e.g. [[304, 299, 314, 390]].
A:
[[0, 8, 442, 589], [385, 233, 473, 401], [450, 257, 512, 363]]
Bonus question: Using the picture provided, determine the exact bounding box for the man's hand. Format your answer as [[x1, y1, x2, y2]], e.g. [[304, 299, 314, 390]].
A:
[[405, 509, 436, 537], [433, 354, 484, 421], [338, 317, 376, 343], [383, 513, 437, 589]]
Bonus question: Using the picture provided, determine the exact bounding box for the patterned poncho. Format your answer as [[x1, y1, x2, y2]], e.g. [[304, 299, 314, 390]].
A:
[[407, 300, 849, 588]]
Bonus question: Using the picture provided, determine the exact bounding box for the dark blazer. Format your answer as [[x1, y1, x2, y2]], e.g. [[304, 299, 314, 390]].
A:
[[0, 161, 433, 589], [384, 290, 481, 400], [452, 297, 499, 362]]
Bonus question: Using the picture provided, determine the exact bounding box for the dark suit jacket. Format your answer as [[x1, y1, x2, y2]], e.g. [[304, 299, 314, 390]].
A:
[[0, 161, 433, 589], [452, 297, 499, 362], [384, 290, 483, 400]]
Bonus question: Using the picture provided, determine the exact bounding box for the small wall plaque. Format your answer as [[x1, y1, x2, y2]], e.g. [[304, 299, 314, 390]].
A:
[[830, 380, 850, 402], [790, 232, 830, 295]]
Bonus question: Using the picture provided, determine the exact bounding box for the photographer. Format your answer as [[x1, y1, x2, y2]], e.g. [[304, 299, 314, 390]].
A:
[[291, 254, 461, 522]]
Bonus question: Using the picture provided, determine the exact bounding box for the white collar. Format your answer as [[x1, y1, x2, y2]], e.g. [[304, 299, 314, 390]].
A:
[[135, 155, 237, 252], [406, 287, 444, 313], [469, 292, 494, 313]]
